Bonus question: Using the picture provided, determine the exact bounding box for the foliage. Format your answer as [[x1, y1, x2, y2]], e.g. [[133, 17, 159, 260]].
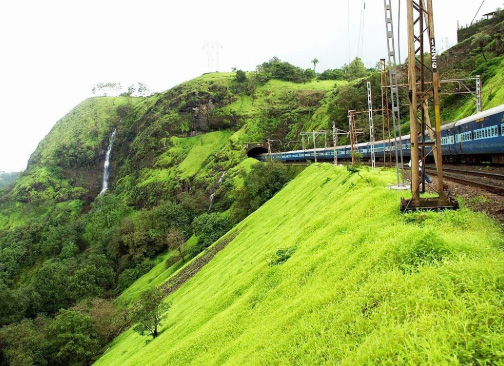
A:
[[318, 68, 345, 80], [342, 57, 368, 80], [0, 298, 125, 366], [47, 309, 101, 366], [256, 57, 313, 83], [191, 212, 230, 253], [166, 230, 186, 261], [0, 172, 20, 190], [235, 70, 247, 83], [471, 31, 491, 62], [131, 287, 171, 338], [268, 246, 296, 266], [231, 161, 290, 223], [95, 165, 504, 366]]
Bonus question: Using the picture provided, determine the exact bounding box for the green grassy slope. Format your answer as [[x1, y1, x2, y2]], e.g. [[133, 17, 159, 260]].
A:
[[177, 131, 232, 179], [95, 165, 504, 366]]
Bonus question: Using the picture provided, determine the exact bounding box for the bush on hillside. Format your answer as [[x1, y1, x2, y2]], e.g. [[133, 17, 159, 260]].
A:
[[257, 57, 312, 83], [191, 213, 230, 255], [318, 68, 345, 80], [231, 162, 289, 223], [235, 70, 247, 83]]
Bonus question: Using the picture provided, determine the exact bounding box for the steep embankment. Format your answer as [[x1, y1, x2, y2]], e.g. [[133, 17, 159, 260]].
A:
[[95, 165, 504, 365]]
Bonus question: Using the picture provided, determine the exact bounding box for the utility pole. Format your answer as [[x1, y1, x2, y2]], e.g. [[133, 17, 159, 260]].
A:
[[476, 75, 482, 113], [380, 59, 392, 167], [402, 0, 458, 212], [266, 139, 282, 161], [300, 131, 328, 163], [383, 0, 406, 186], [332, 122, 348, 166], [367, 81, 376, 170], [348, 111, 356, 165], [347, 111, 365, 165]]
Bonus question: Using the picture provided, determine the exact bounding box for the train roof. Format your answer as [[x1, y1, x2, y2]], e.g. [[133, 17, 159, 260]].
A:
[[453, 103, 504, 127]]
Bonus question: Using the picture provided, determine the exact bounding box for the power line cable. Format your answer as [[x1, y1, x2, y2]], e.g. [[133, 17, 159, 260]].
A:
[[357, 0, 365, 59], [471, 0, 486, 25], [361, 1, 366, 59], [348, 0, 351, 64], [397, 0, 401, 64]]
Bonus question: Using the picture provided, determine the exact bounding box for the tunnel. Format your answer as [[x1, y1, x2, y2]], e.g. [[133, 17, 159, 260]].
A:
[[247, 147, 268, 158]]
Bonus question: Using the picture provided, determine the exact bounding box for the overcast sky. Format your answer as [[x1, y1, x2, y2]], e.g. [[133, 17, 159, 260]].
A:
[[0, 0, 502, 172]]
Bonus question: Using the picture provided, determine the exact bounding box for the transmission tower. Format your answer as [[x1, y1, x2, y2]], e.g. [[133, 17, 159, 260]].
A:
[[203, 42, 223, 72], [401, 0, 458, 212]]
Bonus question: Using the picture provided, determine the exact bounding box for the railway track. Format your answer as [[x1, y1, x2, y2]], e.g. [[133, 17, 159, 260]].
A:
[[424, 167, 504, 195]]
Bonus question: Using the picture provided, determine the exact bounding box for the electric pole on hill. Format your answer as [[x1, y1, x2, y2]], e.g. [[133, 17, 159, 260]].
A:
[[401, 0, 458, 212]]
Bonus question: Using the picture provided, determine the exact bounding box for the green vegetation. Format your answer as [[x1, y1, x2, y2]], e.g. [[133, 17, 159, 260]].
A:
[[95, 164, 504, 366], [131, 287, 171, 338], [0, 172, 20, 190], [177, 131, 231, 178], [1, 16, 504, 362]]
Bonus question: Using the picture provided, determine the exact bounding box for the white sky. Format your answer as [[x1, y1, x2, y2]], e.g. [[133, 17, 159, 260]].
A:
[[0, 0, 502, 172]]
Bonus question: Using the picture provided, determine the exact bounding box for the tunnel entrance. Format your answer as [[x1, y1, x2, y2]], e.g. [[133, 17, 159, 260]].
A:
[[247, 147, 268, 158]]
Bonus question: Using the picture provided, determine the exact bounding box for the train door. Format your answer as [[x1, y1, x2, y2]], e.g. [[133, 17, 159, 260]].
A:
[[446, 129, 455, 157]]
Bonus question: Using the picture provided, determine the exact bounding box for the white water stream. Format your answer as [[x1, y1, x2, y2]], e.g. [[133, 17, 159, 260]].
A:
[[208, 172, 226, 210], [99, 129, 117, 196]]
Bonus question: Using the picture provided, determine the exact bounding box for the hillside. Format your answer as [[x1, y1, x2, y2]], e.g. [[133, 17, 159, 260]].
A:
[[2, 16, 504, 364], [95, 164, 504, 365], [0, 173, 19, 190]]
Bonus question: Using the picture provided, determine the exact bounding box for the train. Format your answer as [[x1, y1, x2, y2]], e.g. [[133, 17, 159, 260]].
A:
[[257, 103, 504, 165]]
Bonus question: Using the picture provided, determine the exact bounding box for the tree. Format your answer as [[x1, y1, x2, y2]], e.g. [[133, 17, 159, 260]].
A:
[[230, 162, 289, 223], [311, 58, 319, 72], [91, 82, 122, 96], [0, 317, 49, 366], [472, 32, 490, 62], [342, 57, 367, 80], [47, 310, 101, 366], [166, 230, 186, 262], [192, 213, 230, 251], [131, 287, 171, 338], [235, 70, 247, 83]]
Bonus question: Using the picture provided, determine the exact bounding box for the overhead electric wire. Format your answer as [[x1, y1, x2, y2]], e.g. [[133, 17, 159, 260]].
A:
[[357, 0, 366, 59], [348, 0, 351, 64], [397, 0, 401, 64], [471, 0, 486, 25]]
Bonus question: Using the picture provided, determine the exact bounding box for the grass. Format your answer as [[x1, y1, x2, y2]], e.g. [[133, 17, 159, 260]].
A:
[[177, 131, 231, 179], [95, 164, 504, 366]]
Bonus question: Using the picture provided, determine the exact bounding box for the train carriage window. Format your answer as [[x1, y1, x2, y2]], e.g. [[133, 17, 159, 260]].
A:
[[501, 124, 504, 136], [474, 126, 499, 140]]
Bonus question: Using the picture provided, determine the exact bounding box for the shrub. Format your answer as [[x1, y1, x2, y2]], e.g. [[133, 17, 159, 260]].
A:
[[192, 213, 230, 253], [268, 246, 296, 266], [235, 70, 247, 83]]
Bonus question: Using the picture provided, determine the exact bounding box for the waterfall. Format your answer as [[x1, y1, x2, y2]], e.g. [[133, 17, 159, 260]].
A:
[[99, 129, 117, 196], [208, 172, 226, 210]]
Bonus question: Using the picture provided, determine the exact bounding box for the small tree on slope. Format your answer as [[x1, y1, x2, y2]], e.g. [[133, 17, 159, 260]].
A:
[[131, 287, 171, 338]]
